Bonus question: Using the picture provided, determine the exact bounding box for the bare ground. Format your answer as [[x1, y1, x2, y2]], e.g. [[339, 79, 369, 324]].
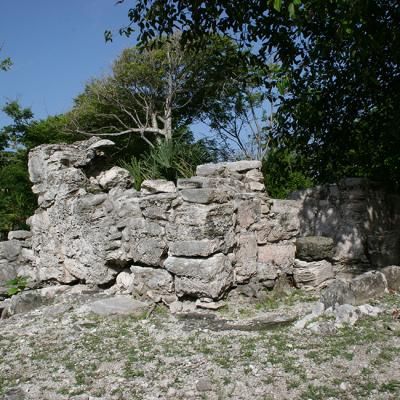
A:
[[1, 289, 400, 400]]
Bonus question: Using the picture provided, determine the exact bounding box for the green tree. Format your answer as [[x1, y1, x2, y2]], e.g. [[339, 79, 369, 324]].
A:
[[0, 46, 12, 72], [116, 0, 400, 191], [69, 34, 245, 147]]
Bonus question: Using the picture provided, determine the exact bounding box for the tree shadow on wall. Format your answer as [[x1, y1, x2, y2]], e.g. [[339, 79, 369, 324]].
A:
[[289, 178, 400, 270]]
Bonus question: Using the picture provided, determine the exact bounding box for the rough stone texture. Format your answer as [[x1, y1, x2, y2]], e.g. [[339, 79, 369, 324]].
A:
[[381, 265, 400, 291], [293, 259, 335, 288], [169, 239, 222, 257], [258, 244, 296, 271], [96, 166, 132, 191], [130, 265, 173, 298], [141, 179, 176, 194], [254, 200, 300, 244], [290, 178, 400, 267], [196, 160, 261, 176], [79, 296, 149, 316], [180, 188, 231, 204], [234, 233, 258, 283], [0, 137, 399, 304], [350, 271, 387, 305], [295, 236, 334, 261], [321, 270, 388, 307], [320, 279, 356, 308], [115, 270, 135, 293], [164, 254, 233, 299], [7, 230, 32, 241]]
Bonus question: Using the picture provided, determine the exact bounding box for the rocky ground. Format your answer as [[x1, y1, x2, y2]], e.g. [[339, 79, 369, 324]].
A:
[[1, 288, 400, 400]]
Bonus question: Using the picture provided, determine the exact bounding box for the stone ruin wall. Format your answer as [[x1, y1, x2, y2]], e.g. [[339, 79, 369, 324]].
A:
[[1, 137, 399, 302]]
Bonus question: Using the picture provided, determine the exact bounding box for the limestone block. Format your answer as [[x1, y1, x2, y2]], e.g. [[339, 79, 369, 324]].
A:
[[164, 254, 233, 299], [293, 259, 334, 287], [253, 219, 297, 244], [79, 296, 149, 316], [7, 230, 32, 241], [176, 177, 207, 190], [256, 263, 278, 282], [196, 163, 225, 176], [225, 160, 262, 173], [129, 238, 168, 267], [130, 265, 173, 295], [196, 160, 261, 176], [180, 188, 232, 204], [296, 236, 334, 261], [235, 197, 261, 229], [141, 179, 176, 194], [382, 265, 400, 291], [269, 199, 301, 232], [139, 193, 177, 220], [350, 271, 387, 305], [258, 244, 296, 269], [235, 233, 258, 283], [244, 169, 264, 183], [247, 181, 265, 192], [169, 239, 222, 257], [320, 279, 356, 308], [167, 203, 234, 241], [0, 240, 22, 262], [97, 166, 131, 190]]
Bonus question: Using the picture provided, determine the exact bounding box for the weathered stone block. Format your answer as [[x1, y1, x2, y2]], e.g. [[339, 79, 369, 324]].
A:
[[381, 265, 400, 291], [320, 279, 355, 308], [169, 239, 221, 257], [139, 193, 177, 220], [247, 181, 265, 192], [97, 166, 131, 190], [244, 169, 264, 183], [0, 240, 22, 262], [176, 177, 206, 190], [235, 197, 261, 229], [296, 236, 334, 261], [7, 230, 32, 241], [130, 265, 173, 295], [293, 259, 334, 287], [196, 160, 261, 176], [168, 203, 234, 241], [258, 244, 295, 269], [141, 179, 176, 194], [164, 254, 233, 299], [235, 233, 257, 283], [129, 238, 168, 267], [350, 271, 387, 305], [181, 188, 231, 204], [80, 296, 149, 316], [256, 263, 278, 282]]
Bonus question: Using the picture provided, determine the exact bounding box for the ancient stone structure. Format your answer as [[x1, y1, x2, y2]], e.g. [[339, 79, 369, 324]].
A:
[[0, 137, 399, 304]]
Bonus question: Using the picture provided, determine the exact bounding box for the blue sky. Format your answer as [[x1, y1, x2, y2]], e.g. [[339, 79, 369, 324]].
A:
[[0, 0, 135, 126]]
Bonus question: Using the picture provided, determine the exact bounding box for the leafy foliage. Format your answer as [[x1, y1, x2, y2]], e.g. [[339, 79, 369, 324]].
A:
[[122, 130, 221, 189], [0, 47, 12, 72], [263, 145, 314, 198], [5, 276, 28, 296], [116, 0, 400, 191], [69, 34, 247, 152]]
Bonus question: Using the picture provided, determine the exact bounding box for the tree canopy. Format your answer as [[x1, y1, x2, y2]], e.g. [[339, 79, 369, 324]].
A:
[[114, 0, 400, 190], [69, 35, 248, 144]]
